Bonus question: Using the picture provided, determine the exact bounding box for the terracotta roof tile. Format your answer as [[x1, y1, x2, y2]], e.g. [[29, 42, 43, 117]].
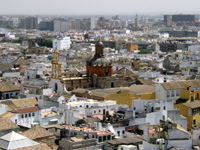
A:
[[0, 97, 38, 111], [0, 118, 19, 130], [15, 143, 51, 150], [161, 80, 200, 90], [0, 81, 19, 92], [183, 101, 200, 109], [22, 125, 54, 140], [129, 84, 155, 94], [16, 106, 40, 114]]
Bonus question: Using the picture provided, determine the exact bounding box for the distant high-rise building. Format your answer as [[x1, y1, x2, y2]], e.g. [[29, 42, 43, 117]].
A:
[[19, 17, 38, 29], [69, 18, 91, 30], [39, 21, 54, 31], [135, 14, 139, 28], [172, 14, 195, 22], [164, 14, 196, 23], [164, 15, 172, 26], [54, 19, 69, 32], [97, 17, 110, 28]]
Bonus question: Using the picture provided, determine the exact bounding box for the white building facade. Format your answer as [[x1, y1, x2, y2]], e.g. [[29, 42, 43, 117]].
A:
[[53, 37, 71, 50]]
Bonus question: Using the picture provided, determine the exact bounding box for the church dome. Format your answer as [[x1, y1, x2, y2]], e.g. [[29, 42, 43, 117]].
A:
[[87, 57, 110, 66]]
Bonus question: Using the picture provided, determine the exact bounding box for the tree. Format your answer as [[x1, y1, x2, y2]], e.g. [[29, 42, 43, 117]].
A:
[[12, 39, 21, 44], [84, 33, 89, 40], [138, 50, 152, 54], [37, 39, 52, 48], [0, 38, 9, 43]]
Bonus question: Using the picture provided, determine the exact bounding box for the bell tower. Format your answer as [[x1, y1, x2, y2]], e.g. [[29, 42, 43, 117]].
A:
[[51, 50, 62, 78]]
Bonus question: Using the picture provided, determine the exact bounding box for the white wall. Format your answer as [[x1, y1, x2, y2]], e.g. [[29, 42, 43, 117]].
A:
[[53, 37, 70, 50], [0, 104, 7, 115], [48, 78, 63, 94]]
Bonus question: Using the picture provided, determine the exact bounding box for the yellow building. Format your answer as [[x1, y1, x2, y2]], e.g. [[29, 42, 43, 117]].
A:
[[176, 84, 200, 104], [104, 85, 155, 107], [174, 84, 200, 130], [174, 101, 200, 130]]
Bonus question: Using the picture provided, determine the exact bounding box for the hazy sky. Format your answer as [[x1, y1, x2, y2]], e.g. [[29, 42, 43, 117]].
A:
[[1, 0, 200, 15]]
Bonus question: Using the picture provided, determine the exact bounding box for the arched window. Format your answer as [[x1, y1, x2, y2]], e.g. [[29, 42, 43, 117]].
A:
[[105, 70, 109, 76], [55, 83, 58, 93], [117, 131, 120, 136], [111, 82, 114, 88]]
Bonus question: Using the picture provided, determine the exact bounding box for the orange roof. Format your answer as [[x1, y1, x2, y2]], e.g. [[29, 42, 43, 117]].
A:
[[20, 67, 27, 74], [88, 114, 103, 120], [17, 106, 40, 114], [63, 124, 113, 136]]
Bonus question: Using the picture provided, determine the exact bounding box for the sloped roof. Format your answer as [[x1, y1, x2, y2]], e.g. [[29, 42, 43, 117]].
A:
[[15, 143, 51, 150], [0, 81, 19, 92], [21, 125, 54, 140], [72, 88, 87, 94], [137, 78, 157, 85], [107, 136, 143, 145], [0, 118, 19, 131], [0, 63, 14, 72], [16, 106, 40, 114], [161, 80, 200, 90], [129, 84, 155, 94], [13, 57, 29, 66], [0, 131, 38, 150], [0, 97, 38, 111], [115, 67, 138, 77], [183, 101, 200, 109], [20, 67, 28, 74]]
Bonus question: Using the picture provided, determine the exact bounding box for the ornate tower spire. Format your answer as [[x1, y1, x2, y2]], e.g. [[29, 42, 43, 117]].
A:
[[51, 50, 62, 78], [95, 38, 104, 57]]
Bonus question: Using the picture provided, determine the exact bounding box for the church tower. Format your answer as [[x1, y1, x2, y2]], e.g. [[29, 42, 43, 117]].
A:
[[51, 50, 62, 79], [86, 39, 112, 77]]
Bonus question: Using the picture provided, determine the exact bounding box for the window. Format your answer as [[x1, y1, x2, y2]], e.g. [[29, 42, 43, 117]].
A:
[[163, 115, 165, 120], [29, 113, 31, 117], [163, 106, 166, 110], [32, 113, 35, 117], [122, 130, 125, 134], [176, 90, 179, 97], [98, 136, 102, 142], [166, 91, 170, 98], [193, 119, 196, 125], [94, 110, 96, 114], [107, 135, 111, 140], [25, 114, 27, 118], [21, 114, 24, 118], [103, 136, 106, 141], [111, 82, 114, 88], [117, 131, 120, 136], [99, 110, 101, 113], [171, 91, 175, 97]]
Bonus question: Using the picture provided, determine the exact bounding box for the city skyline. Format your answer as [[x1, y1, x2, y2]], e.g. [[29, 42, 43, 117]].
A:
[[1, 0, 200, 15]]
